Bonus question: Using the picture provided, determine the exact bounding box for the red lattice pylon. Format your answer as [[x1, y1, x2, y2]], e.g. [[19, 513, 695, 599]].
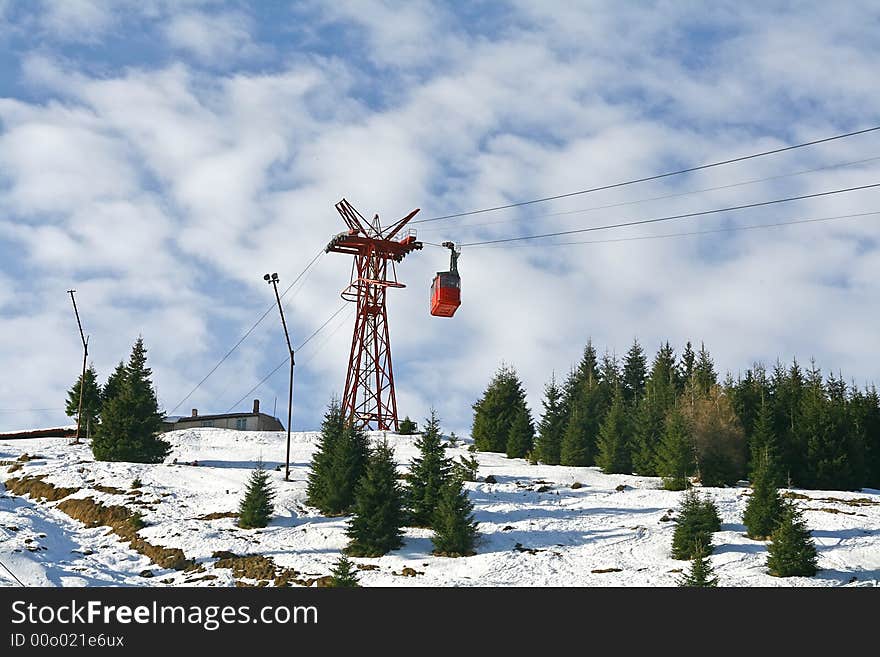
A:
[[325, 199, 422, 431]]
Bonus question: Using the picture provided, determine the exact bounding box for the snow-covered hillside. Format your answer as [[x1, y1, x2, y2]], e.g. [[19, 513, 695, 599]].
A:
[[1, 429, 878, 586]]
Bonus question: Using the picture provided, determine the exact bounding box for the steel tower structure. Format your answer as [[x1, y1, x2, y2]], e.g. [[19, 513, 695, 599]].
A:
[[325, 199, 422, 431]]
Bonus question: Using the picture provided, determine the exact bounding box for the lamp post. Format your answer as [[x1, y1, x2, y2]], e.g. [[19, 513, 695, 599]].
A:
[[67, 290, 88, 445], [265, 273, 294, 481]]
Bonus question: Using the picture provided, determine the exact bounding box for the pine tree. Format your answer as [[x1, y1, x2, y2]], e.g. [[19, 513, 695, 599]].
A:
[[766, 500, 819, 577], [560, 340, 599, 423], [560, 401, 592, 466], [307, 400, 369, 516], [560, 351, 603, 467], [431, 475, 478, 557], [621, 339, 648, 405], [773, 359, 806, 485], [632, 343, 677, 475], [671, 489, 720, 560], [238, 459, 275, 529], [693, 342, 717, 396], [677, 341, 696, 393], [398, 416, 418, 435], [749, 398, 783, 485], [535, 375, 565, 464], [472, 364, 530, 453], [656, 406, 695, 491], [506, 405, 535, 459], [596, 387, 632, 474], [346, 439, 405, 557], [452, 454, 479, 482], [65, 364, 102, 437], [92, 338, 169, 463], [407, 409, 452, 527], [743, 449, 784, 540], [328, 554, 360, 587], [678, 540, 718, 587], [101, 360, 126, 405]]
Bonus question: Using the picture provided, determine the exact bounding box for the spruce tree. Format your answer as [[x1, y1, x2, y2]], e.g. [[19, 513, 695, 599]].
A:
[[328, 554, 360, 587], [678, 540, 719, 587], [596, 387, 632, 474], [101, 360, 126, 405], [307, 401, 369, 516], [560, 354, 602, 467], [656, 406, 695, 491], [238, 459, 275, 529], [766, 500, 819, 577], [621, 339, 648, 405], [472, 364, 530, 453], [407, 409, 452, 527], [346, 439, 405, 557], [398, 416, 418, 435], [693, 342, 718, 396], [92, 338, 169, 463], [561, 340, 599, 423], [431, 476, 478, 557], [506, 405, 535, 459], [632, 343, 677, 475], [677, 342, 696, 393], [65, 364, 102, 437], [749, 398, 783, 485], [671, 489, 720, 560], [743, 449, 784, 540], [535, 375, 565, 464], [452, 454, 479, 482], [560, 402, 592, 466]]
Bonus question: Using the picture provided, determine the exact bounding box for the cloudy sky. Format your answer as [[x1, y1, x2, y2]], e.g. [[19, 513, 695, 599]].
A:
[[1, 1, 879, 434]]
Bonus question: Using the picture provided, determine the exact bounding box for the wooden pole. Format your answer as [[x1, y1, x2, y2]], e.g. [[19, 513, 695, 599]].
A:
[[67, 290, 88, 445]]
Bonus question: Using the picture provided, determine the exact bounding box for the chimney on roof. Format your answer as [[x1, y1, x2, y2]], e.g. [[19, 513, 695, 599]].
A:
[[192, 409, 198, 417], [253, 399, 260, 414]]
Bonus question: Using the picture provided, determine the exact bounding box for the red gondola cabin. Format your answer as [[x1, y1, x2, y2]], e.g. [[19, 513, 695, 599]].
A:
[[430, 242, 461, 317]]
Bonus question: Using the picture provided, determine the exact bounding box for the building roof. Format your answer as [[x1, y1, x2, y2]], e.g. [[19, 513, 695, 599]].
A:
[[165, 411, 274, 424]]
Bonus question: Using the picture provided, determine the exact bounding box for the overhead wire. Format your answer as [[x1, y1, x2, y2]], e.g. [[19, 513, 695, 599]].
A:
[[469, 210, 880, 249], [417, 155, 880, 234], [224, 302, 349, 413], [411, 124, 880, 224], [168, 249, 325, 415], [460, 182, 880, 247]]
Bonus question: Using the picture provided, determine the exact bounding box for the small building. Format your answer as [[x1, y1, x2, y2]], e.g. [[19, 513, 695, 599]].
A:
[[162, 399, 284, 432]]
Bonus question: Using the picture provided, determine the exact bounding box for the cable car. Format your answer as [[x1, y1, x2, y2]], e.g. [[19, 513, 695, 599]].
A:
[[430, 241, 461, 317]]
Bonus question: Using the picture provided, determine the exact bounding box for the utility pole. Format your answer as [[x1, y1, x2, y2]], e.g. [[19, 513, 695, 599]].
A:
[[264, 273, 294, 481], [67, 290, 89, 445]]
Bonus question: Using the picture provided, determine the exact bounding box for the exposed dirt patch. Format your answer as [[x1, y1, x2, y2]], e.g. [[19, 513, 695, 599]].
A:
[[211, 552, 305, 587], [5, 475, 79, 502], [804, 506, 866, 517], [782, 491, 878, 507], [56, 496, 193, 570], [5, 477, 192, 571], [197, 511, 238, 521], [92, 485, 127, 495], [214, 554, 277, 581]]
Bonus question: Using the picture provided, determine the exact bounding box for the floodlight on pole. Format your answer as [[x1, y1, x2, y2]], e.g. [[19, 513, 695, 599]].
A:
[[265, 272, 294, 482]]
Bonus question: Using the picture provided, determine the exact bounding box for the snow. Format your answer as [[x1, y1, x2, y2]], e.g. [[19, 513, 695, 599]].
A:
[[1, 429, 878, 587]]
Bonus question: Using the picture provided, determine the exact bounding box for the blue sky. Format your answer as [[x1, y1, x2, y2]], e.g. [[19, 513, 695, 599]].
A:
[[1, 1, 880, 434]]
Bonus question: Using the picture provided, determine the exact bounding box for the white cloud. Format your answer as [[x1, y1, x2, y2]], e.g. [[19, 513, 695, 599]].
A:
[[164, 10, 256, 64], [37, 0, 114, 42], [2, 2, 880, 435]]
